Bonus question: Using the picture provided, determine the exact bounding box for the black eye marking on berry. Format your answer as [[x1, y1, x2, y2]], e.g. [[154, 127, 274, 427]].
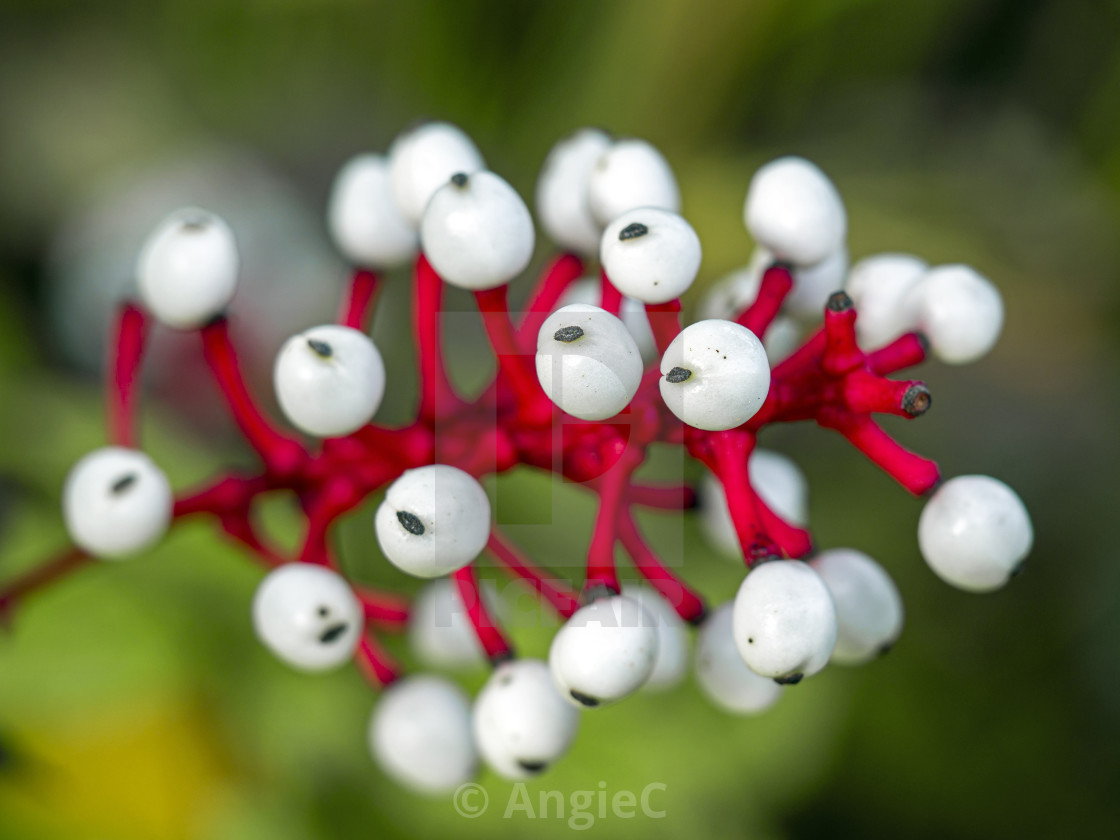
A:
[[774, 672, 803, 685], [397, 510, 425, 535], [554, 325, 584, 343], [665, 366, 692, 384], [307, 338, 333, 358], [318, 605, 330, 617], [618, 222, 649, 241], [318, 622, 350, 644], [517, 760, 547, 774], [569, 690, 600, 707], [450, 172, 469, 187], [111, 473, 138, 494], [180, 214, 210, 231]]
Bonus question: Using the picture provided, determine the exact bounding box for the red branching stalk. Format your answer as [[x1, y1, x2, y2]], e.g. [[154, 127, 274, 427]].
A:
[[2, 246, 942, 689]]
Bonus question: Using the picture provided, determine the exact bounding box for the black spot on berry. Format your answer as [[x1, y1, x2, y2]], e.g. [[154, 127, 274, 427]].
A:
[[665, 366, 692, 384], [517, 760, 547, 774], [570, 690, 600, 707], [307, 338, 333, 358], [110, 473, 138, 494], [450, 172, 469, 187], [774, 672, 803, 685], [554, 325, 585, 343], [618, 222, 649, 241], [318, 622, 349, 644], [396, 510, 425, 535]]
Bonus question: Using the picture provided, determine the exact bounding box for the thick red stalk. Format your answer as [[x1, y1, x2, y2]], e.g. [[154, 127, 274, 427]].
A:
[[818, 409, 940, 495], [705, 431, 779, 563], [583, 442, 643, 593], [737, 264, 793, 336], [618, 512, 707, 623], [516, 253, 584, 350], [0, 548, 89, 628], [644, 300, 682, 357], [107, 301, 148, 448], [356, 586, 410, 629], [486, 530, 579, 618], [452, 564, 514, 662], [338, 269, 381, 331], [628, 482, 697, 510], [356, 634, 400, 687], [868, 332, 928, 375], [475, 285, 551, 421], [415, 256, 461, 422], [822, 294, 863, 375], [599, 269, 623, 316]]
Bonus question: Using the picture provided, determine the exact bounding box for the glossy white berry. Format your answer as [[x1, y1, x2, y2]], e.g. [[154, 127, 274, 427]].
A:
[[918, 475, 1032, 593], [587, 138, 680, 227], [744, 157, 846, 266], [905, 264, 1004, 364], [251, 564, 362, 671], [844, 253, 928, 350], [549, 594, 659, 708], [474, 658, 580, 780], [369, 674, 477, 794], [535, 303, 643, 421], [408, 577, 489, 670], [62, 446, 172, 559], [374, 465, 491, 578], [694, 603, 783, 714], [622, 585, 689, 691], [388, 121, 485, 225], [274, 325, 386, 438], [732, 560, 837, 683], [810, 549, 904, 665], [600, 208, 701, 304], [783, 244, 849, 319], [558, 276, 657, 363], [136, 207, 239, 329], [420, 170, 535, 291], [327, 153, 418, 268], [699, 449, 809, 558], [659, 319, 770, 431], [536, 128, 612, 254]]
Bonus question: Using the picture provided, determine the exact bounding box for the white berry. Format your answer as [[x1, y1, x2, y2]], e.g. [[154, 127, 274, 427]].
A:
[[251, 564, 362, 671], [905, 264, 1004, 364], [918, 475, 1032, 593], [408, 577, 489, 670], [549, 594, 659, 708], [600, 208, 701, 304], [695, 603, 783, 714], [388, 121, 485, 225], [699, 449, 809, 558], [744, 157, 846, 266], [587, 138, 680, 227], [732, 560, 837, 682], [374, 465, 491, 578], [784, 244, 849, 319], [327, 153, 418, 268], [844, 253, 928, 350], [558, 276, 657, 363], [62, 446, 173, 559], [274, 325, 386, 438], [536, 128, 612, 254], [535, 303, 643, 421], [369, 674, 477, 794], [136, 207, 239, 329], [810, 549, 904, 665], [420, 170, 535, 291], [473, 658, 580, 780], [622, 584, 689, 691], [659, 319, 770, 431]]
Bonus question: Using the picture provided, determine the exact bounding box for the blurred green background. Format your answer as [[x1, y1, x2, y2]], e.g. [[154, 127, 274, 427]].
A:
[[1, 0, 1119, 838]]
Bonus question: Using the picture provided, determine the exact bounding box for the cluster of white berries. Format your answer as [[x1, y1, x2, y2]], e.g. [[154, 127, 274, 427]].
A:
[[55, 118, 1034, 797]]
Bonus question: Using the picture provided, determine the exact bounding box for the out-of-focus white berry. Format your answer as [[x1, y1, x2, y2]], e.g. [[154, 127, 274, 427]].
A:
[[62, 446, 172, 559], [136, 207, 239, 328], [784, 244, 849, 319], [732, 560, 837, 682], [388, 121, 485, 225], [600, 208, 701, 304], [558, 276, 657, 363], [474, 659, 580, 780], [904, 264, 1004, 364], [374, 465, 491, 578], [370, 674, 477, 794], [420, 171, 534, 291], [408, 577, 492, 671], [536, 129, 612, 255], [659, 319, 770, 431], [810, 549, 904, 665], [327, 154, 418, 268], [274, 325, 386, 438], [844, 253, 928, 350], [744, 157, 846, 266], [252, 564, 362, 671], [918, 475, 1032, 592], [694, 603, 783, 714], [535, 304, 643, 421], [587, 138, 680, 227], [622, 584, 689, 691], [697, 259, 802, 364], [699, 449, 809, 558], [549, 594, 659, 708]]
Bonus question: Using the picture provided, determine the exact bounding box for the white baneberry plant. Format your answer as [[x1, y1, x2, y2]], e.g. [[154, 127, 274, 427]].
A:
[[0, 121, 1033, 794]]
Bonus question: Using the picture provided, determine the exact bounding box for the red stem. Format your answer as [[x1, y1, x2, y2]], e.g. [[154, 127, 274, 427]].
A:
[[822, 296, 864, 375], [107, 302, 148, 448], [486, 530, 580, 618], [628, 482, 697, 510], [645, 300, 682, 357], [868, 332, 928, 375], [818, 409, 940, 495], [451, 564, 514, 662], [475, 285, 550, 420], [0, 548, 90, 627], [736, 264, 793, 336], [618, 512, 707, 623], [516, 253, 585, 350], [356, 634, 400, 687], [415, 255, 461, 422], [599, 269, 623, 316], [584, 442, 643, 593], [706, 431, 779, 563], [338, 269, 381, 331], [355, 585, 410, 630]]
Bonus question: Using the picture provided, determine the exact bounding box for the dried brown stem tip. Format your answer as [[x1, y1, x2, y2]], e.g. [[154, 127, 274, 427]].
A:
[[902, 384, 932, 417], [826, 291, 853, 312]]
